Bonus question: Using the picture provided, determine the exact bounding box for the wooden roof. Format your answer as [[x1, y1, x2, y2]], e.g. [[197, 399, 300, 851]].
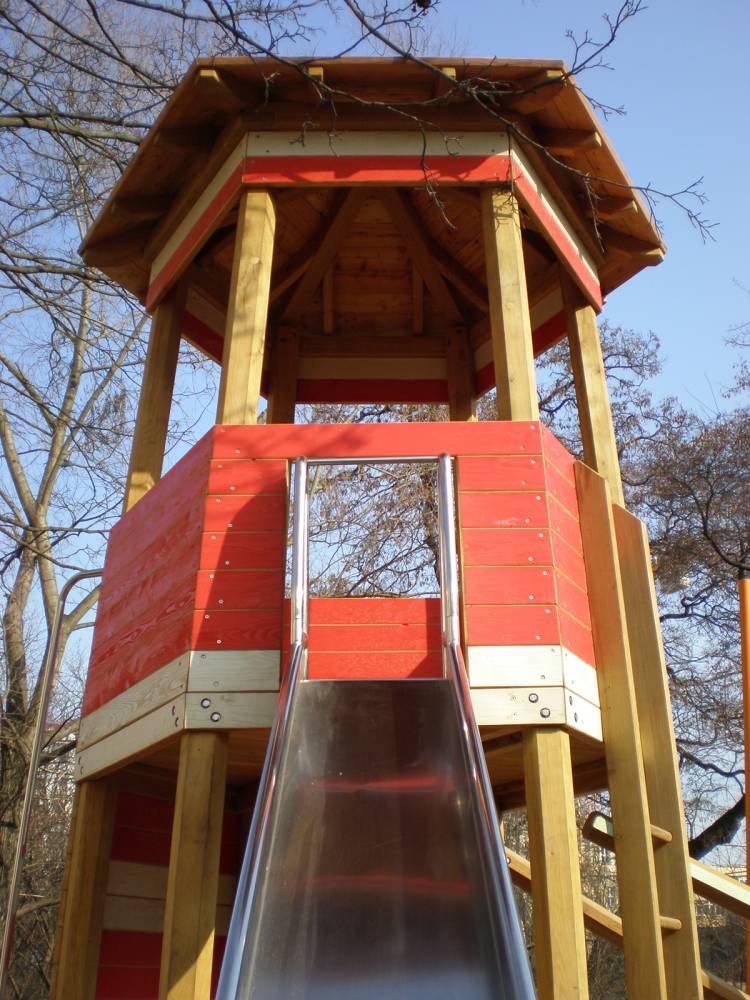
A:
[[80, 56, 665, 305]]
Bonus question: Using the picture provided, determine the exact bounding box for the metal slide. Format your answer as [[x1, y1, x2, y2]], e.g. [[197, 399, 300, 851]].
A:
[[217, 457, 536, 1000]]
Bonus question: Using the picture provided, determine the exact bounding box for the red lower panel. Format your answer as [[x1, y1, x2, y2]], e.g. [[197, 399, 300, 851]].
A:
[[550, 531, 588, 592], [96, 964, 159, 999], [463, 566, 557, 606], [461, 527, 553, 567], [543, 458, 581, 519], [459, 491, 550, 529], [559, 608, 596, 667], [464, 605, 561, 646], [554, 570, 593, 629], [308, 650, 442, 679], [95, 933, 227, 999], [194, 569, 285, 610]]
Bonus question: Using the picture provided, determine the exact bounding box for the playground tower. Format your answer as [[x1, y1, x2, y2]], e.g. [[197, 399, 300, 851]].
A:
[[48, 57, 723, 1000]]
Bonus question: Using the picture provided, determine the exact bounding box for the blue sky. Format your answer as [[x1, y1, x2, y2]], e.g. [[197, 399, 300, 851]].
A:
[[316, 0, 749, 407]]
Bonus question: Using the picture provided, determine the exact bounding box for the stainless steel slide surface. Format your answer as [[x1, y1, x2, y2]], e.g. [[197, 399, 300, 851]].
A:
[[226, 678, 535, 999]]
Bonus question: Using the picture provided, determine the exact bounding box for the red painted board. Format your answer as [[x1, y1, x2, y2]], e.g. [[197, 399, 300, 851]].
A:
[[203, 493, 286, 533], [110, 826, 172, 867], [90, 573, 196, 655], [103, 512, 203, 581], [307, 624, 439, 652], [554, 570, 592, 628], [464, 605, 561, 646], [308, 650, 442, 680], [183, 310, 224, 364], [307, 597, 441, 626], [543, 459, 581, 519], [532, 310, 567, 356], [95, 965, 160, 999], [540, 426, 577, 485], [456, 455, 546, 491], [460, 528, 553, 567], [212, 422, 542, 460], [207, 459, 287, 495], [463, 566, 557, 606], [559, 608, 596, 667], [192, 608, 282, 650], [550, 531, 588, 593], [296, 378, 450, 405], [459, 491, 550, 529], [548, 495, 584, 555], [98, 930, 163, 967], [114, 792, 174, 833], [84, 615, 192, 715], [195, 570, 285, 611], [199, 531, 285, 571]]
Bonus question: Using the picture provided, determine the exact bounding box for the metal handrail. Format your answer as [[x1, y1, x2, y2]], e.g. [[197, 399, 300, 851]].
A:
[[0, 567, 102, 997], [216, 457, 309, 999], [437, 454, 536, 997]]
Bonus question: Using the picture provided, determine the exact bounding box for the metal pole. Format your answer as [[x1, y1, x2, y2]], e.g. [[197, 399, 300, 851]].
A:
[[739, 568, 750, 990], [0, 568, 102, 997]]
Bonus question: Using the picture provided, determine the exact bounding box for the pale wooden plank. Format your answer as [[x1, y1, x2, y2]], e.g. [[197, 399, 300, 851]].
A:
[[50, 778, 117, 999], [480, 188, 539, 420], [124, 285, 184, 512], [76, 697, 184, 781], [575, 461, 667, 999], [562, 272, 624, 505], [188, 649, 280, 693], [613, 504, 703, 999], [78, 653, 189, 750], [107, 861, 236, 906], [104, 896, 233, 937], [159, 733, 229, 1000], [523, 727, 589, 999], [216, 190, 276, 425], [184, 692, 278, 729]]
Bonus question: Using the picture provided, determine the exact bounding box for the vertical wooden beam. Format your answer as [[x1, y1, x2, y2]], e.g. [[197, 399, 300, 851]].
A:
[[50, 778, 117, 999], [523, 728, 589, 999], [613, 505, 703, 1000], [480, 188, 539, 421], [322, 266, 334, 335], [411, 263, 424, 335], [159, 732, 228, 1000], [446, 328, 476, 421], [266, 326, 298, 425], [561, 272, 624, 506], [123, 284, 184, 512], [575, 461, 668, 999], [216, 190, 276, 424]]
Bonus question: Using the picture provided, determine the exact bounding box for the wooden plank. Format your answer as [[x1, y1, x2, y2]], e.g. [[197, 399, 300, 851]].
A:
[[465, 604, 560, 646], [412, 263, 423, 334], [280, 188, 367, 319], [216, 190, 276, 425], [505, 69, 565, 113], [506, 849, 750, 1000], [188, 649, 280, 692], [561, 272, 624, 505], [123, 284, 184, 512], [184, 692, 278, 729], [379, 188, 463, 324], [79, 654, 189, 750], [207, 458, 287, 494], [192, 608, 281, 650], [523, 727, 590, 999], [461, 527, 553, 567], [76, 698, 184, 781], [536, 127, 601, 154], [480, 188, 539, 420], [446, 327, 476, 421], [159, 733, 229, 1000], [107, 861, 236, 906], [322, 266, 334, 334], [308, 651, 442, 681], [299, 333, 446, 358], [202, 493, 286, 532], [574, 461, 668, 999], [464, 565, 556, 605], [194, 570, 284, 610], [613, 504, 704, 999], [266, 326, 298, 424], [458, 455, 546, 491], [50, 778, 117, 999], [459, 490, 549, 529]]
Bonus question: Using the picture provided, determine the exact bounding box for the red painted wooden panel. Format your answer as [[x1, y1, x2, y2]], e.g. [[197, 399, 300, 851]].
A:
[[110, 826, 172, 867], [457, 455, 545, 491], [308, 598, 441, 626], [199, 531, 285, 570], [90, 574, 196, 655], [459, 491, 550, 529], [212, 422, 542, 460], [548, 495, 584, 555], [84, 615, 192, 715], [95, 965, 159, 999], [99, 930, 163, 966], [103, 511, 203, 581], [192, 609, 282, 650], [95, 935, 228, 999], [308, 650, 442, 680], [554, 570, 593, 628], [464, 605, 561, 646], [463, 566, 557, 606], [460, 528, 553, 567], [203, 493, 286, 532], [297, 378, 450, 405], [541, 426, 577, 483], [207, 458, 287, 495], [559, 608, 596, 667], [548, 533, 584, 590], [543, 459, 581, 520], [195, 570, 285, 610], [114, 792, 174, 833], [308, 624, 438, 652]]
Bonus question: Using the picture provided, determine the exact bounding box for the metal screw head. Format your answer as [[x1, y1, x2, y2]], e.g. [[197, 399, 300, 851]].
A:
[[210, 711, 222, 722], [540, 707, 551, 719], [200, 698, 211, 709], [528, 693, 539, 704]]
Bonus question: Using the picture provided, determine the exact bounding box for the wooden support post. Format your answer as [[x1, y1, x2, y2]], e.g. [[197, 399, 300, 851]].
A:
[[561, 272, 624, 506], [50, 778, 117, 999], [159, 732, 229, 1000], [123, 284, 184, 512], [523, 728, 589, 999], [266, 326, 298, 424], [575, 461, 668, 999], [446, 327, 476, 421], [480, 188, 539, 421], [613, 505, 704, 999], [216, 190, 276, 424]]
